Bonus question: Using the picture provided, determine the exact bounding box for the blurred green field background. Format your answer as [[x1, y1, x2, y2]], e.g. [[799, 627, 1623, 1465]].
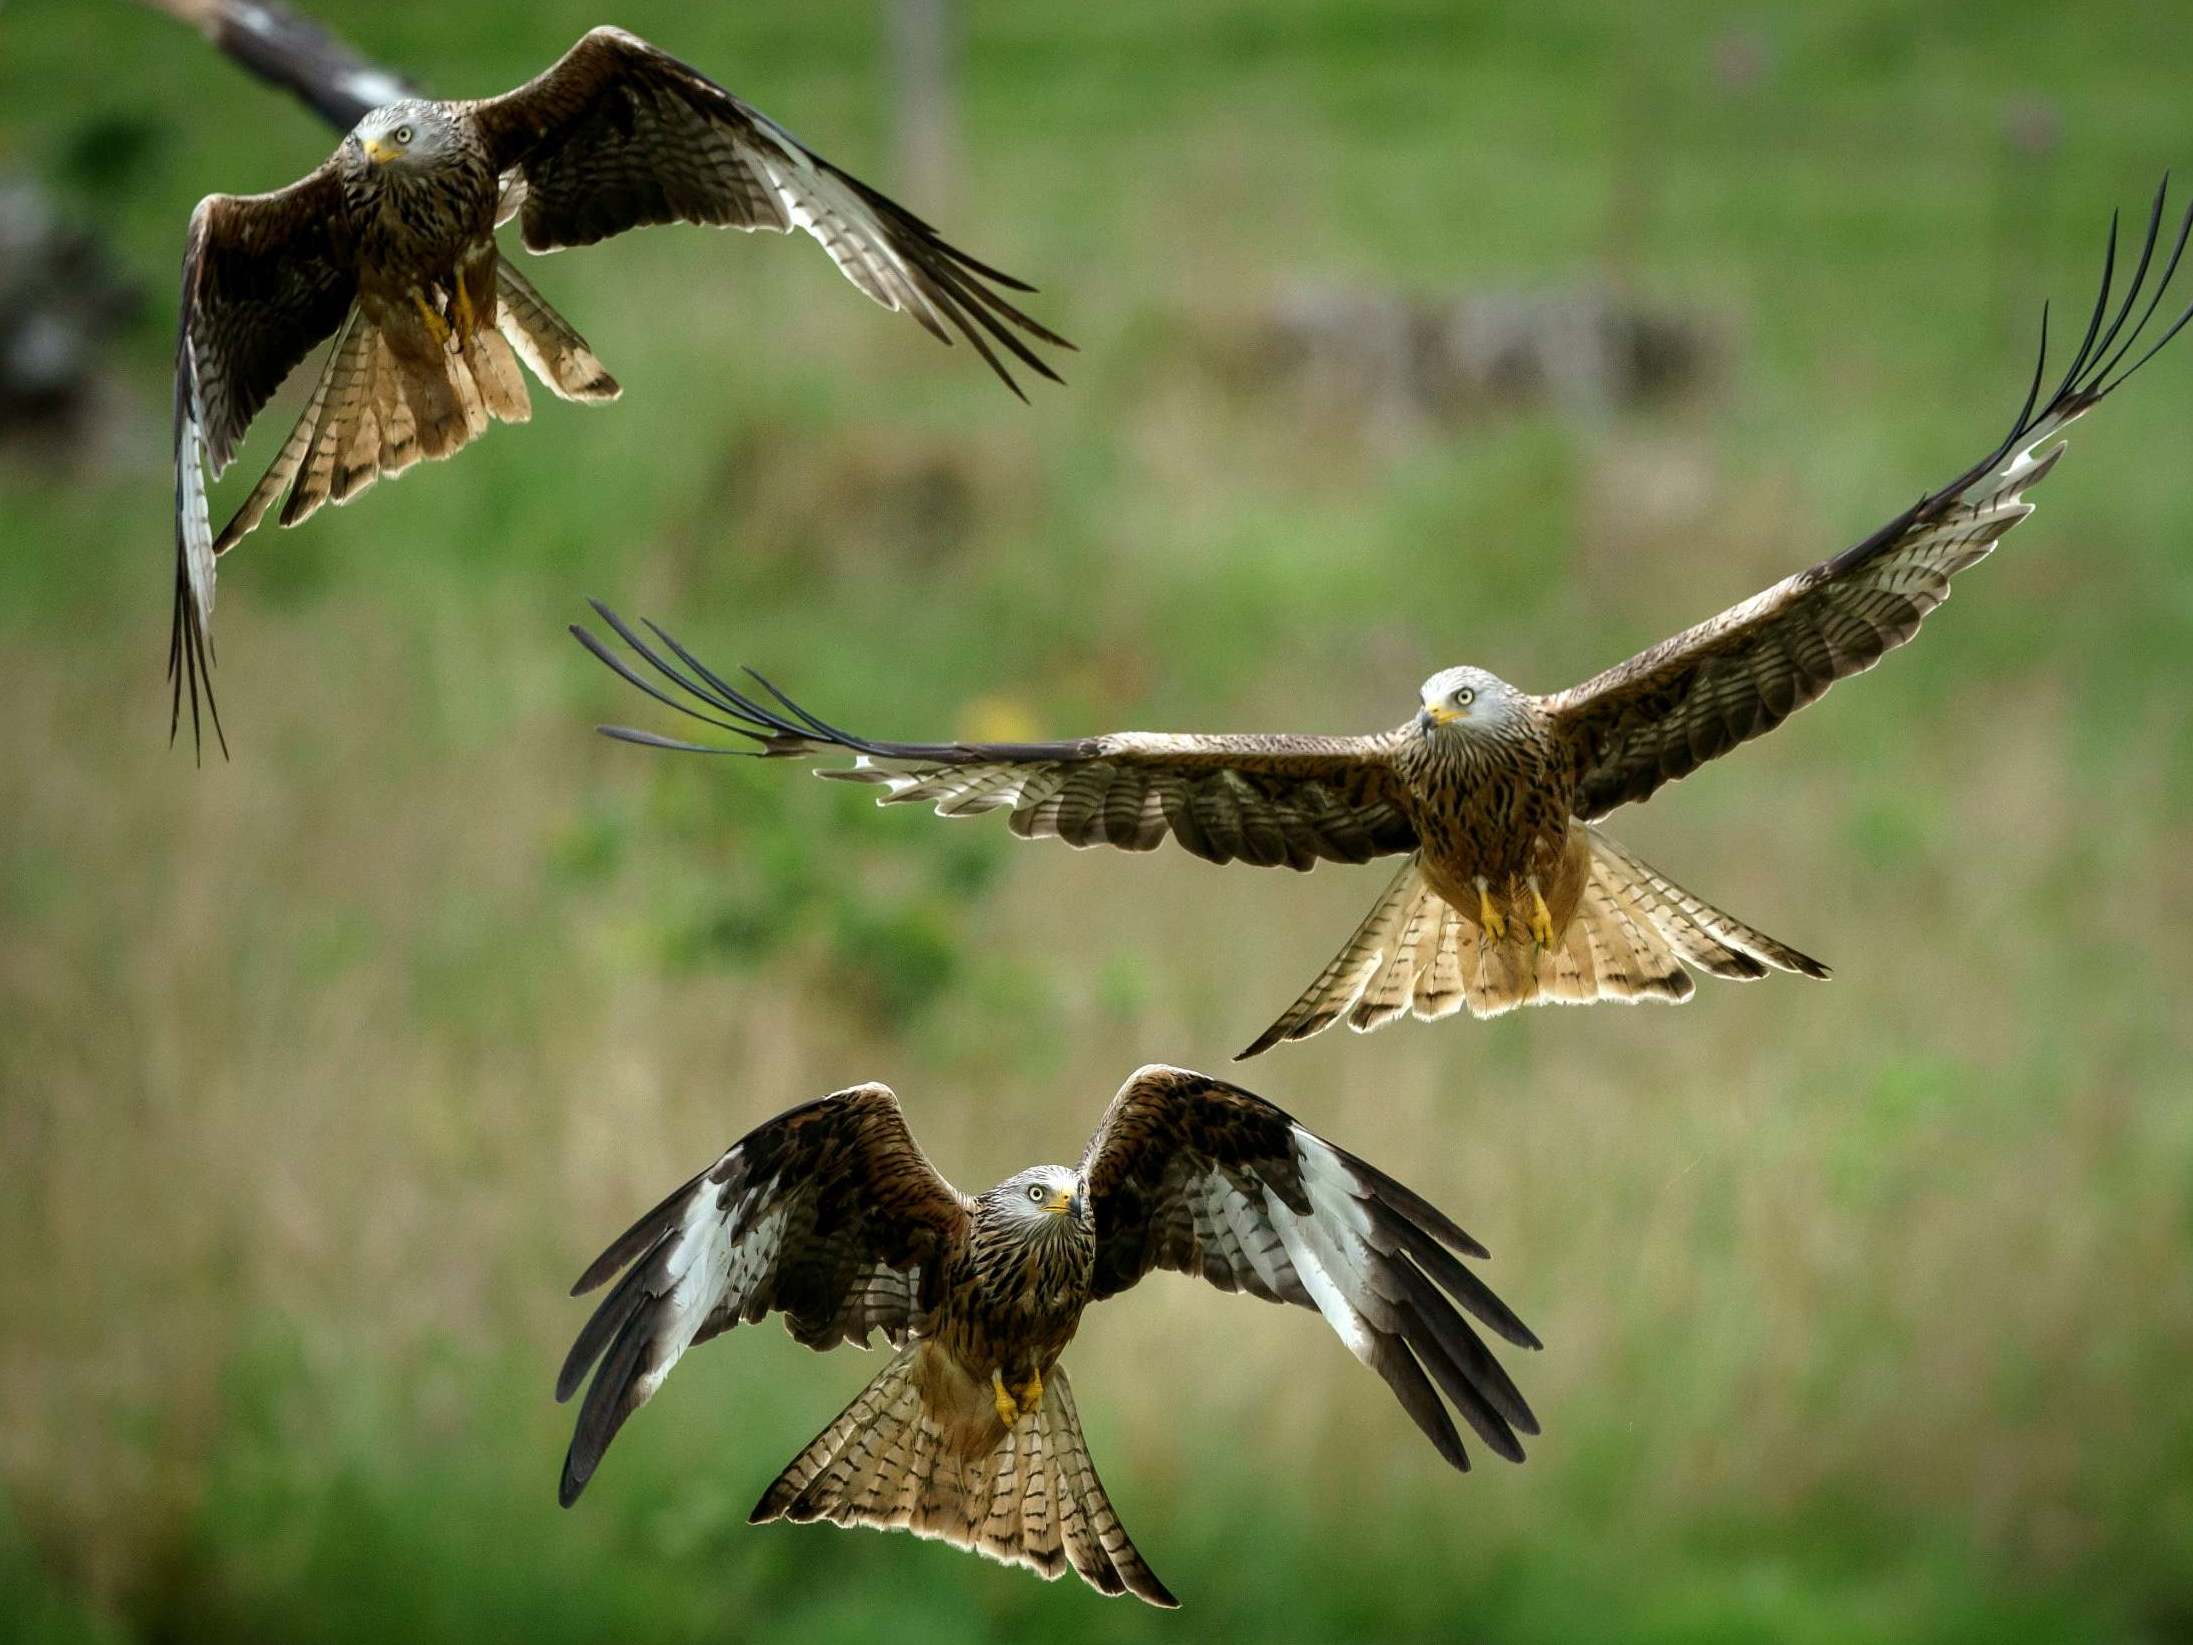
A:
[[4, 1, 2192, 1639]]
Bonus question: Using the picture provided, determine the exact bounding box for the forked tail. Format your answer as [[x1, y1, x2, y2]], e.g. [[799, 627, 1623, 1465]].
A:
[[209, 309, 516, 557], [208, 263, 616, 558], [1239, 828, 1827, 1056], [751, 1344, 1175, 1607]]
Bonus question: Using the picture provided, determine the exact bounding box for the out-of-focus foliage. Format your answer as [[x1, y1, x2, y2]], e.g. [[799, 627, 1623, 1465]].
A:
[[3, 2, 2190, 1640]]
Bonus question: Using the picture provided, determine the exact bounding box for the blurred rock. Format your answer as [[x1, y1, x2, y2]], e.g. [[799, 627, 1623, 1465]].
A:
[[0, 174, 141, 443], [2002, 95, 2062, 159], [1247, 280, 1715, 429], [1710, 27, 1773, 96]]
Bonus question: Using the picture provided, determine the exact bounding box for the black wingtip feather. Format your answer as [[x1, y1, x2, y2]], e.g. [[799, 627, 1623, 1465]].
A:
[[166, 567, 230, 766], [598, 724, 748, 754], [580, 601, 1116, 772], [558, 1292, 662, 1508], [1826, 175, 2193, 583], [571, 615, 757, 743]]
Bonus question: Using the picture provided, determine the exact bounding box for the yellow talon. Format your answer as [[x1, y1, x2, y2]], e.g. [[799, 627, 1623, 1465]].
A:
[[1019, 1367, 1044, 1414], [1475, 878, 1509, 943], [992, 1368, 1021, 1429], [412, 289, 452, 350], [451, 270, 477, 349], [1527, 880, 1556, 948]]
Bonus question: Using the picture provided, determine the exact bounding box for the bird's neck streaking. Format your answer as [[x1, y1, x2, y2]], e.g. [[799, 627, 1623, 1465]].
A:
[[969, 1181, 1094, 1303], [1404, 704, 1540, 778]]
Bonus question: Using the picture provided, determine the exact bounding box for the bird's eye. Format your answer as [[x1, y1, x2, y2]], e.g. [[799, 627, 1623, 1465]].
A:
[[1453, 687, 1475, 707], [394, 126, 414, 144], [1026, 1183, 1045, 1203]]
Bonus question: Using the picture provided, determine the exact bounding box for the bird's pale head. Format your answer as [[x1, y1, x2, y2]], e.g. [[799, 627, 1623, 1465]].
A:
[[981, 1165, 1086, 1240], [345, 100, 456, 172], [1416, 665, 1526, 738]]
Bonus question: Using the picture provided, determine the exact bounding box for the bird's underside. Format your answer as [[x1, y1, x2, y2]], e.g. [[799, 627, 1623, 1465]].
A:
[[575, 175, 2193, 1052], [170, 25, 1074, 757]]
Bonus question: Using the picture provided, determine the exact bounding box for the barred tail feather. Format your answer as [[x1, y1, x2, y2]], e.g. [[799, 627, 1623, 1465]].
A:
[[1241, 830, 1827, 1051], [494, 262, 620, 402], [462, 322, 533, 427], [211, 307, 359, 554], [752, 1346, 1174, 1607], [210, 297, 535, 552], [1578, 826, 1830, 983], [1237, 855, 1436, 1058]]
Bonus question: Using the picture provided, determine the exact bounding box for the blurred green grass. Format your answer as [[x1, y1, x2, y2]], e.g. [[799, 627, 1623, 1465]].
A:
[[4, 1, 2193, 1639]]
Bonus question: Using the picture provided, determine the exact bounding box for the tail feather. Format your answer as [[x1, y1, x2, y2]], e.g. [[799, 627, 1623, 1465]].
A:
[[367, 328, 422, 480], [211, 292, 538, 554], [1584, 828, 1831, 980], [1236, 857, 1428, 1058], [278, 306, 389, 526], [1345, 887, 1447, 1033], [752, 1346, 1175, 1607], [211, 309, 357, 554], [1040, 1369, 1171, 1603], [495, 262, 620, 402], [464, 324, 533, 426], [1239, 831, 1826, 1054]]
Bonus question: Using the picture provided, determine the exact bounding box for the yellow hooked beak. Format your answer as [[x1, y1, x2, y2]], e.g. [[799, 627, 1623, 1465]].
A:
[[1420, 700, 1466, 728], [361, 135, 399, 166], [1044, 1186, 1076, 1217]]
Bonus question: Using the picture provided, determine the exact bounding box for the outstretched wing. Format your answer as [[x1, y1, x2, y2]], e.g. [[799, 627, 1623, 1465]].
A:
[[1078, 1065, 1539, 1472], [556, 1084, 969, 1505], [171, 168, 355, 758], [571, 603, 1420, 871], [466, 26, 1069, 397], [1546, 179, 2193, 821]]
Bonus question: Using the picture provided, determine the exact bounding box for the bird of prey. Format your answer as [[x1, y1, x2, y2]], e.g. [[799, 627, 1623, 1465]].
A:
[[171, 25, 1070, 755], [555, 1065, 1538, 1607], [576, 181, 2193, 1057]]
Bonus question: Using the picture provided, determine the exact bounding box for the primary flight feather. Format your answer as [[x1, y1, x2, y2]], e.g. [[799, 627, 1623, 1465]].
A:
[[578, 180, 2193, 1056], [172, 25, 1071, 755]]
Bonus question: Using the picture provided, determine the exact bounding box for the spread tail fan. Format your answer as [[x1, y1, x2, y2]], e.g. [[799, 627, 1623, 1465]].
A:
[[1241, 830, 1826, 1055], [211, 290, 550, 555], [751, 1344, 1175, 1607]]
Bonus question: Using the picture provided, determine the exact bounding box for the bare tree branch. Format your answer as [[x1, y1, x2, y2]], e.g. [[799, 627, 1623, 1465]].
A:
[[132, 0, 414, 130]]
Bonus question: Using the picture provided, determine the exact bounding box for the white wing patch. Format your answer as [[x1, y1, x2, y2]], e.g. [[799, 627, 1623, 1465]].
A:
[[1259, 1132, 1383, 1362]]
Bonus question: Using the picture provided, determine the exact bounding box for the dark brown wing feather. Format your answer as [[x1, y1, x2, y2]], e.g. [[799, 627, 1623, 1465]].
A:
[[556, 1084, 969, 1505], [467, 26, 1068, 396], [171, 169, 356, 758], [1077, 1065, 1539, 1473], [1548, 181, 2193, 821], [571, 602, 1419, 870]]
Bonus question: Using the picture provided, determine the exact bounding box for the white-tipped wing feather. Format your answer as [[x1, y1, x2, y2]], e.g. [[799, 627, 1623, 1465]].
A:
[[1076, 1065, 1540, 1471], [555, 1084, 968, 1505]]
